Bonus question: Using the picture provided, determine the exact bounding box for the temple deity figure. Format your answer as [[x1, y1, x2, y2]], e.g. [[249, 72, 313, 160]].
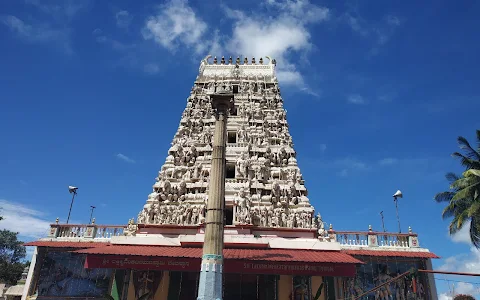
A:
[[257, 81, 264, 95], [160, 180, 173, 203], [287, 181, 298, 206], [237, 125, 247, 143], [235, 152, 249, 178], [177, 180, 187, 202], [234, 188, 251, 224], [124, 219, 138, 236], [206, 81, 215, 94], [137, 204, 149, 224]]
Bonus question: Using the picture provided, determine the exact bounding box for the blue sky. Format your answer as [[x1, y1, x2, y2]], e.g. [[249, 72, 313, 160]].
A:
[[1, 0, 480, 297]]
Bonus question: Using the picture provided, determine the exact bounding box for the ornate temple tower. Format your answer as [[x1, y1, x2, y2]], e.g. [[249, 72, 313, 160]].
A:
[[136, 55, 317, 230]]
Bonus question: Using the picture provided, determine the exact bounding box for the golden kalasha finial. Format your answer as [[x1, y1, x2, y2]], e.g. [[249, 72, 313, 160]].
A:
[[228, 56, 233, 64], [221, 56, 225, 64], [251, 57, 256, 64], [236, 56, 240, 64], [408, 226, 412, 233], [259, 57, 263, 64], [329, 223, 333, 230], [92, 217, 96, 224], [213, 56, 218, 64], [368, 225, 372, 232], [244, 57, 248, 64], [55, 217, 59, 224]]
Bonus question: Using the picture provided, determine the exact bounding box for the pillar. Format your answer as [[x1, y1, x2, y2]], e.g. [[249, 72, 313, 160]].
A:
[[197, 93, 234, 300]]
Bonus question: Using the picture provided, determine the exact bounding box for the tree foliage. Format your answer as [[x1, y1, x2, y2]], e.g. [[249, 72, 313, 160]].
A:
[[435, 130, 480, 248], [453, 294, 476, 300], [0, 212, 27, 285]]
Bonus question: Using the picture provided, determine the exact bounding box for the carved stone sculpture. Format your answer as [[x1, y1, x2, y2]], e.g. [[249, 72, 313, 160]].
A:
[[135, 56, 317, 230]]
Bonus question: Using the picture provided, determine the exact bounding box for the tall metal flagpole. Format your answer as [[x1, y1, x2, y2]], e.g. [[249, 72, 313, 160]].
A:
[[197, 91, 234, 300]]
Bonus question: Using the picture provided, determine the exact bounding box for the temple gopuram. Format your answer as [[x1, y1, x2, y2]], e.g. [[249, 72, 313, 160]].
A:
[[23, 56, 439, 300]]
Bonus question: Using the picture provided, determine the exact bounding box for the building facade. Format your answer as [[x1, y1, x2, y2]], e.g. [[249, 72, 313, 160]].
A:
[[23, 56, 438, 300]]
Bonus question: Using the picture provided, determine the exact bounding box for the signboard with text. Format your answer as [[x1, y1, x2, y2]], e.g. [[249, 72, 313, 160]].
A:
[[85, 255, 356, 277], [224, 260, 355, 277]]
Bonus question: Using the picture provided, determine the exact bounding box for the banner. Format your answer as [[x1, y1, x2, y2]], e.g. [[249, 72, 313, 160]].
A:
[[85, 255, 199, 272], [224, 260, 356, 277], [85, 255, 355, 277]]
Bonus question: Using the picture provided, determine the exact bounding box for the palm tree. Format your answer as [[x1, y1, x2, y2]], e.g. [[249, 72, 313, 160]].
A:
[[434, 130, 480, 248]]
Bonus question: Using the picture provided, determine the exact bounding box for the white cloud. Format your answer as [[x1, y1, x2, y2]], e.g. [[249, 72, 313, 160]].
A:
[[116, 153, 136, 164], [116, 10, 133, 29], [1, 15, 72, 53], [438, 292, 452, 300], [25, 0, 88, 20], [2, 0, 89, 54], [438, 222, 480, 298], [141, 0, 328, 93], [379, 158, 398, 166], [144, 63, 160, 74], [385, 15, 401, 26], [223, 1, 329, 88], [438, 283, 480, 299], [347, 94, 366, 105], [343, 11, 402, 55], [142, 0, 208, 54], [0, 199, 51, 239], [334, 157, 370, 177]]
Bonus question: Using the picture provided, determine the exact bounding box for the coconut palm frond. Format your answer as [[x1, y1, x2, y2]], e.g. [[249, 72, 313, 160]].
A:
[[470, 215, 480, 248], [434, 191, 455, 203], [446, 172, 462, 183], [438, 130, 480, 249], [458, 136, 480, 160], [464, 169, 480, 178], [452, 152, 480, 170]]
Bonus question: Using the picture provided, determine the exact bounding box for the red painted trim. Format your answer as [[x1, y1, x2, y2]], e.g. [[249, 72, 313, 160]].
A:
[[179, 241, 269, 249], [138, 224, 200, 229]]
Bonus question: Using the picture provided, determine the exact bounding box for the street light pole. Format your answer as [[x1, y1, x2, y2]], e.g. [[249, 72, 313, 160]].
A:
[[393, 190, 403, 233], [197, 92, 234, 300], [66, 186, 78, 224], [89, 206, 96, 224]]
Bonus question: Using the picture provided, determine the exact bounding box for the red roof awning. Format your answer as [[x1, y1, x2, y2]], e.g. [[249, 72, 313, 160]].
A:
[[75, 245, 362, 264], [343, 250, 440, 259], [76, 245, 361, 277], [23, 241, 110, 248]]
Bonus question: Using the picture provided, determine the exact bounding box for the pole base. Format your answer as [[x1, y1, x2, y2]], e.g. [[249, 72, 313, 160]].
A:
[[197, 259, 223, 300]]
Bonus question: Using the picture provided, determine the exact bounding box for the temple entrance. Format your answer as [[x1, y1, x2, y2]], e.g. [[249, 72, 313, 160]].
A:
[[168, 271, 199, 300], [224, 274, 277, 300], [166, 272, 277, 300]]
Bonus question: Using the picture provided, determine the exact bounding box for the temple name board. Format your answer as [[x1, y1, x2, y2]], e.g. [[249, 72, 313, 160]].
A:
[[84, 255, 355, 277]]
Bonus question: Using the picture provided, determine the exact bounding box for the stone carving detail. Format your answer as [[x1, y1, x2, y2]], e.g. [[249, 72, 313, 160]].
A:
[[136, 55, 318, 229], [124, 218, 138, 236]]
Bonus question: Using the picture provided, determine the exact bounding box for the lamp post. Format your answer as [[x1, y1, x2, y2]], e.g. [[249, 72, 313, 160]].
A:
[[66, 186, 78, 224], [197, 91, 234, 300], [89, 205, 96, 224], [393, 190, 403, 233]]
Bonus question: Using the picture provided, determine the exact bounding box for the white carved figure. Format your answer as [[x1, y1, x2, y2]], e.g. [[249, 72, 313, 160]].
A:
[[124, 219, 138, 236], [234, 188, 251, 224], [235, 152, 249, 178]]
